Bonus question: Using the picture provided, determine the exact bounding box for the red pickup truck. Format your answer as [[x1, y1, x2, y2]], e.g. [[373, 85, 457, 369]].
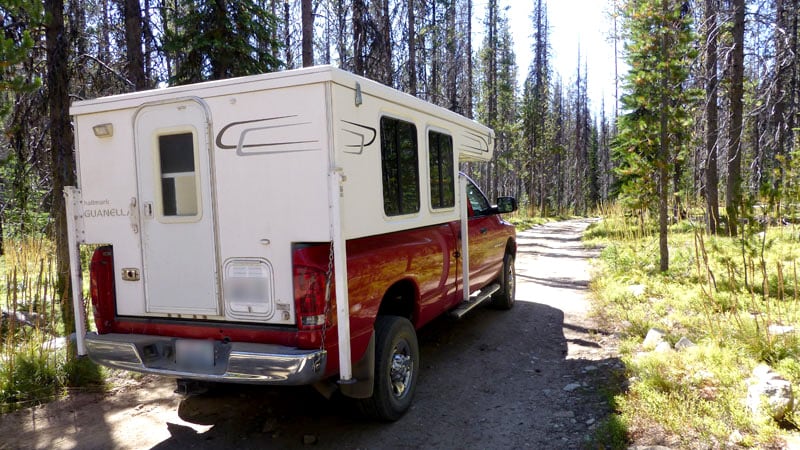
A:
[[66, 66, 517, 421]]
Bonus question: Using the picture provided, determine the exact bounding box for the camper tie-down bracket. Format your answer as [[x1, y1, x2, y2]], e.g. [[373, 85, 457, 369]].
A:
[[64, 187, 88, 356]]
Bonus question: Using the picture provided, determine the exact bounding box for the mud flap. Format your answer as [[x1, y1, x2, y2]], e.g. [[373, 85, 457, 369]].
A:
[[339, 332, 375, 399]]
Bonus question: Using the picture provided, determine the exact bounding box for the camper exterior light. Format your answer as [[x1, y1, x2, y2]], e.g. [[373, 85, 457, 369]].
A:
[[92, 123, 114, 137]]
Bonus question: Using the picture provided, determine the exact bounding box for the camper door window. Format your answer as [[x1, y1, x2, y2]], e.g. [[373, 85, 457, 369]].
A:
[[158, 132, 199, 217]]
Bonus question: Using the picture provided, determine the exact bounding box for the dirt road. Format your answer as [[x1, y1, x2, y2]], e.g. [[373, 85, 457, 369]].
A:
[[0, 218, 621, 449]]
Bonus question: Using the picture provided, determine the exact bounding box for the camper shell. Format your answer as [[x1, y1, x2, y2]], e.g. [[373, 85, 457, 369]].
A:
[[66, 66, 517, 420]]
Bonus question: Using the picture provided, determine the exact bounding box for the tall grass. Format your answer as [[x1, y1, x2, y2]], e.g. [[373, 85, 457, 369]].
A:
[[589, 204, 800, 448], [0, 237, 103, 413]]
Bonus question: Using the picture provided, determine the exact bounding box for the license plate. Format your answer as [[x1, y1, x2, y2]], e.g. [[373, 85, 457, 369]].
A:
[[176, 340, 215, 370]]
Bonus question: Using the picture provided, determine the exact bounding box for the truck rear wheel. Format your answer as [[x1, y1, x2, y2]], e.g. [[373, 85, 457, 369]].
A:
[[358, 315, 419, 421], [491, 252, 516, 310]]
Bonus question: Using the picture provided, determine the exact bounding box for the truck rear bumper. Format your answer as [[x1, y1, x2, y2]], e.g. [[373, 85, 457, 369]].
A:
[[85, 333, 327, 385]]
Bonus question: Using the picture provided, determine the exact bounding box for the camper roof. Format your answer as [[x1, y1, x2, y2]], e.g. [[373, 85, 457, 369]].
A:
[[70, 65, 492, 143]]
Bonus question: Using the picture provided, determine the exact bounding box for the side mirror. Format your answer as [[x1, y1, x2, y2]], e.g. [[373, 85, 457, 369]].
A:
[[495, 196, 517, 214]]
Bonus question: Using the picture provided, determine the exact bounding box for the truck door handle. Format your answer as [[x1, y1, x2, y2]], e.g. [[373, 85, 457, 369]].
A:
[[143, 202, 153, 218], [480, 227, 488, 234]]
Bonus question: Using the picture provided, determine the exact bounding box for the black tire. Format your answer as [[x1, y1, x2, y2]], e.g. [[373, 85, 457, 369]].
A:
[[491, 251, 516, 310], [358, 316, 419, 421]]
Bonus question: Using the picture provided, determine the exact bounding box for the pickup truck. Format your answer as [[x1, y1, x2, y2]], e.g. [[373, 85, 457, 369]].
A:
[[66, 66, 517, 421]]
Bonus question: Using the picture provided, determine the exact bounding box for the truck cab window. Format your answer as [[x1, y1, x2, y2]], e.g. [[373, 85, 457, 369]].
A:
[[380, 117, 419, 216], [158, 132, 199, 217], [466, 180, 491, 216], [428, 131, 454, 209]]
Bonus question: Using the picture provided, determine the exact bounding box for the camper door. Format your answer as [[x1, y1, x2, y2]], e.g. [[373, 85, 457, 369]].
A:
[[134, 100, 220, 316]]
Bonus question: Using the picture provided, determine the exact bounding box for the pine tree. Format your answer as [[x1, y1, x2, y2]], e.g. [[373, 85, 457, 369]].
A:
[[614, 0, 699, 271], [163, 0, 282, 84], [0, 1, 42, 256], [0, 2, 41, 110]]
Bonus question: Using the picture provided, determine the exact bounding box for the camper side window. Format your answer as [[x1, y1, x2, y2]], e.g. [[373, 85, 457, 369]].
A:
[[380, 117, 419, 216], [428, 131, 454, 209], [158, 132, 199, 217]]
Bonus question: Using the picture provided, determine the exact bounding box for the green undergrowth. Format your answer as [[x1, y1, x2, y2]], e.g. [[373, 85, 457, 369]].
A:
[[587, 205, 800, 448], [0, 237, 105, 413]]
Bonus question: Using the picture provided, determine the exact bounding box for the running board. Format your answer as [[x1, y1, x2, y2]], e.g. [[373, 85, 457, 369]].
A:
[[450, 283, 501, 319]]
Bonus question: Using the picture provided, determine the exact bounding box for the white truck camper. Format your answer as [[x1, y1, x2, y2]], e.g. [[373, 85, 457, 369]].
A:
[[66, 66, 517, 420]]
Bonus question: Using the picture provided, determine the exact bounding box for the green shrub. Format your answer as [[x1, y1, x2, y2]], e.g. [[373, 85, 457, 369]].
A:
[[0, 346, 58, 412]]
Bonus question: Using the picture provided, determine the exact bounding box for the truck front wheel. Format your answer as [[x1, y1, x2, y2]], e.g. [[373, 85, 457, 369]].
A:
[[358, 315, 419, 421], [491, 251, 516, 310]]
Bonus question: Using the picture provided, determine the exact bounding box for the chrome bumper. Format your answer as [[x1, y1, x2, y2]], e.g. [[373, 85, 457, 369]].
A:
[[85, 333, 326, 385]]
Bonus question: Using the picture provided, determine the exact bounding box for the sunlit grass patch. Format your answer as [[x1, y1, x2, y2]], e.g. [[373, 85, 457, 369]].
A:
[[621, 344, 779, 448], [587, 206, 800, 448]]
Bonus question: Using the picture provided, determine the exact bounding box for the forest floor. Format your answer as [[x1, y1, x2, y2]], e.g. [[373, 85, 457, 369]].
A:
[[0, 218, 625, 449]]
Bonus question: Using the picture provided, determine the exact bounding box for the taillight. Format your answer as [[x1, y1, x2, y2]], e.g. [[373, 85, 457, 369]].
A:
[[89, 245, 115, 334], [293, 265, 329, 329], [292, 243, 334, 330]]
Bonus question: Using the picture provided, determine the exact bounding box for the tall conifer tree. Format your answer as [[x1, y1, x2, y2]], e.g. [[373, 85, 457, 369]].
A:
[[614, 0, 699, 271]]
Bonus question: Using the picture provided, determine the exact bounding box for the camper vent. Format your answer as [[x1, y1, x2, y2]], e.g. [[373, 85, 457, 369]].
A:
[[223, 259, 275, 321]]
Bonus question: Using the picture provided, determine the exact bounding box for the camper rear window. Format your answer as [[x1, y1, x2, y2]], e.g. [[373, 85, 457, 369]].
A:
[[380, 117, 419, 216], [158, 132, 198, 217], [428, 131, 454, 209]]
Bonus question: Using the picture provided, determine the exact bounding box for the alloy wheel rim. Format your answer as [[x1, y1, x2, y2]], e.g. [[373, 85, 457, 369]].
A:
[[389, 340, 413, 399]]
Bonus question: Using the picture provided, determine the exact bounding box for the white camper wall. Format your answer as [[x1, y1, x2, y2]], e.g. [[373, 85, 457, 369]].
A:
[[74, 110, 147, 316], [329, 78, 494, 241], [209, 82, 331, 322]]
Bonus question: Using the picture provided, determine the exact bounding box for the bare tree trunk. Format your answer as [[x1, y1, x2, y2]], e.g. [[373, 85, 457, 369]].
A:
[[45, 0, 77, 354], [772, 0, 798, 214], [301, 0, 313, 67], [705, 0, 720, 233], [323, 0, 331, 64], [99, 0, 110, 62], [382, 0, 392, 85], [613, 0, 620, 118], [408, 0, 417, 96], [466, 0, 474, 118], [658, 0, 670, 272], [336, 0, 347, 69], [353, 0, 365, 75], [574, 56, 584, 214], [209, 0, 230, 79], [123, 0, 147, 89], [726, 0, 745, 237], [270, 0, 280, 63], [284, 0, 293, 68], [446, 0, 457, 112], [143, 0, 155, 82], [431, 0, 439, 104], [486, 0, 497, 196]]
